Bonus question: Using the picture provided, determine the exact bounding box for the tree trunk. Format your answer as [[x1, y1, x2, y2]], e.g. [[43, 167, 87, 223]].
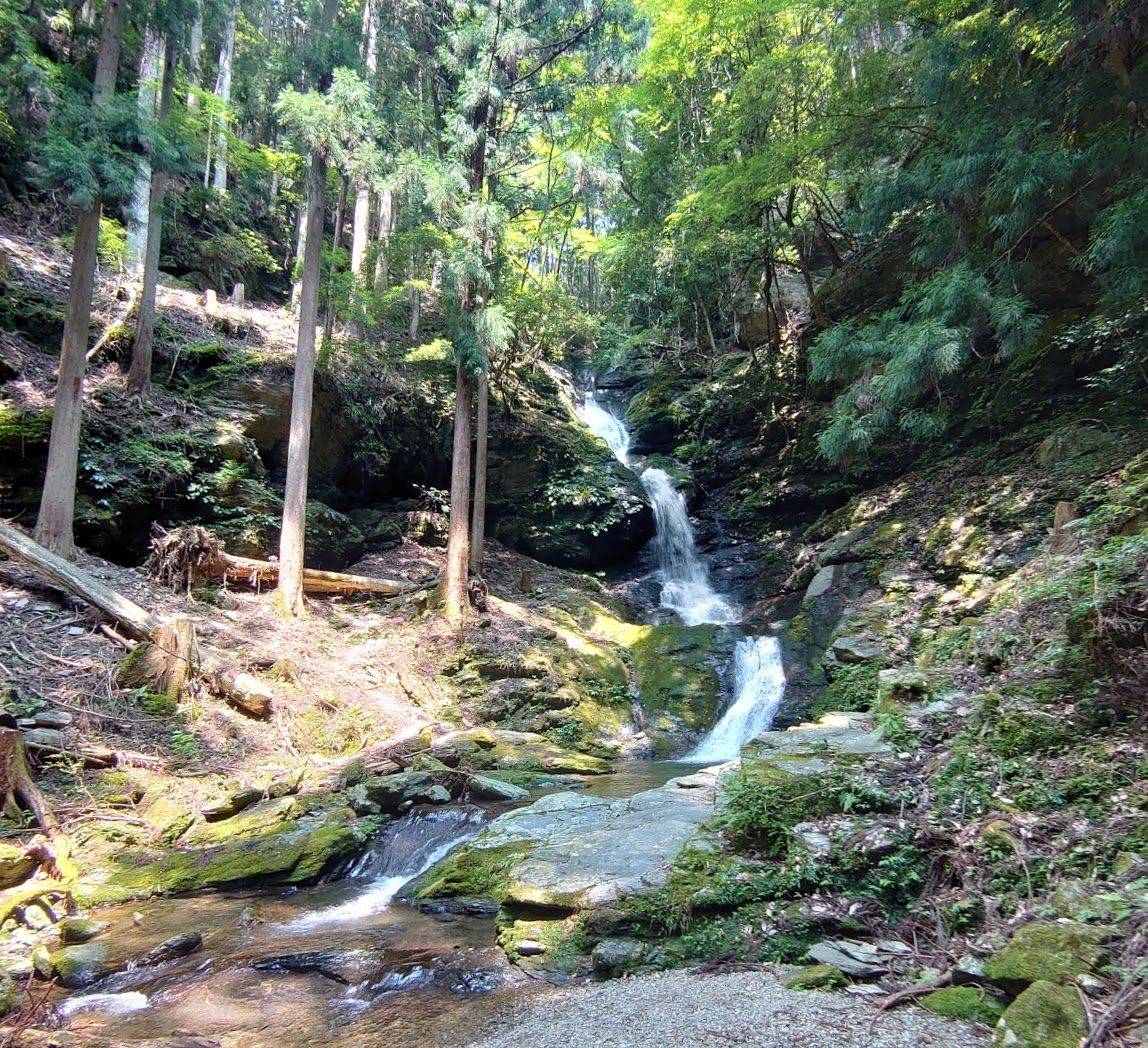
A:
[[442, 365, 473, 622], [373, 187, 393, 292], [128, 35, 176, 396], [125, 25, 164, 278], [186, 1, 203, 111], [277, 149, 328, 618], [34, 0, 126, 560], [291, 196, 308, 310], [350, 183, 371, 276], [211, 0, 238, 192], [468, 371, 489, 576]]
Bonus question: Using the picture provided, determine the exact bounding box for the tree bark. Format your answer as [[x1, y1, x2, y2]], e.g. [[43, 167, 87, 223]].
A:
[[277, 148, 327, 618], [350, 183, 371, 276], [442, 365, 473, 621], [468, 371, 489, 576], [211, 0, 238, 192], [373, 186, 393, 292], [128, 35, 176, 396], [34, 0, 126, 560], [186, 0, 203, 111], [125, 25, 164, 278]]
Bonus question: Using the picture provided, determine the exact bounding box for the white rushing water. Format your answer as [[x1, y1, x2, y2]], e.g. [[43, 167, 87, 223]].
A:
[[578, 392, 786, 761], [289, 807, 486, 928], [686, 636, 787, 762]]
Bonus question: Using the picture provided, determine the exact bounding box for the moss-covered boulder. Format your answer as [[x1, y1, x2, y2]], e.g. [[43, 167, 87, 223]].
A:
[[58, 917, 110, 945], [48, 942, 116, 989], [984, 921, 1106, 995], [781, 964, 848, 991], [74, 810, 364, 906], [181, 796, 305, 846], [0, 969, 17, 1016], [920, 986, 1006, 1025], [0, 842, 36, 890], [631, 623, 724, 754], [991, 980, 1088, 1048], [433, 728, 611, 775]]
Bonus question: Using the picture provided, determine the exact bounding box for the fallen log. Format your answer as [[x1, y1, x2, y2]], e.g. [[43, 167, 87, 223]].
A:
[[146, 525, 432, 597], [0, 520, 274, 718]]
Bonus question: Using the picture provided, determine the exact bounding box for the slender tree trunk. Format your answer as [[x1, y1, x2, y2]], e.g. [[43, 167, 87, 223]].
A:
[[128, 36, 175, 396], [211, 0, 238, 192], [373, 187, 393, 292], [350, 184, 371, 276], [468, 372, 489, 576], [442, 365, 473, 621], [34, 0, 126, 559], [186, 2, 203, 111], [276, 0, 337, 618], [125, 26, 163, 278], [291, 197, 308, 310]]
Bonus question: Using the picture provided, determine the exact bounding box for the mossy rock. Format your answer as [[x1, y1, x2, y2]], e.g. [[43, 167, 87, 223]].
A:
[[984, 922, 1106, 995], [74, 811, 364, 906], [0, 404, 52, 447], [991, 980, 1087, 1048], [410, 841, 528, 901], [48, 942, 116, 990], [181, 796, 304, 846], [631, 623, 724, 753], [0, 842, 37, 889], [781, 964, 848, 991], [0, 969, 17, 1016], [920, 986, 1005, 1025]]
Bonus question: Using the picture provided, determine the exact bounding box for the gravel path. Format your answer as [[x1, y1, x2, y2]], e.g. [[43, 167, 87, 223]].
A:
[[462, 970, 993, 1048]]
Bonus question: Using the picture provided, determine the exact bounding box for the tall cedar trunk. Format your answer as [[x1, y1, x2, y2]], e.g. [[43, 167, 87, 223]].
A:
[[373, 187, 393, 292], [277, 150, 327, 617], [291, 197, 307, 310], [125, 25, 163, 277], [276, 0, 338, 617], [128, 36, 175, 395], [34, 0, 126, 559], [186, 1, 203, 110], [350, 184, 371, 275], [442, 364, 473, 621], [468, 372, 489, 576], [211, 0, 238, 192], [323, 175, 349, 342], [351, 0, 376, 277]]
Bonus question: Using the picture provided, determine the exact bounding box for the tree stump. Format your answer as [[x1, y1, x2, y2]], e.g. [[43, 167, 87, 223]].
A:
[[116, 615, 195, 701]]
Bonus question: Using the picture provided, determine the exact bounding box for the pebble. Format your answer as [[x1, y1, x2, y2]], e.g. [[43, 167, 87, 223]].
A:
[[462, 969, 992, 1048]]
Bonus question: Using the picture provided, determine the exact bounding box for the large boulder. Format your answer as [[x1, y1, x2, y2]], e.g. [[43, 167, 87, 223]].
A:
[[991, 981, 1088, 1048], [984, 921, 1106, 995]]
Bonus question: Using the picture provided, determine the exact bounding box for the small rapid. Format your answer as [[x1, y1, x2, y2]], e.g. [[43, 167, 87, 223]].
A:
[[289, 806, 487, 928], [579, 392, 786, 760]]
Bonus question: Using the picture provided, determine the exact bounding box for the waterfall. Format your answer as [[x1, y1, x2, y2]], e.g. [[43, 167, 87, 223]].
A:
[[685, 635, 786, 763], [288, 807, 486, 928], [578, 393, 785, 759]]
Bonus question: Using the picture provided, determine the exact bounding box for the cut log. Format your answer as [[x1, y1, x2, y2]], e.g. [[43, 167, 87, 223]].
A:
[[146, 525, 431, 596], [0, 521, 273, 717]]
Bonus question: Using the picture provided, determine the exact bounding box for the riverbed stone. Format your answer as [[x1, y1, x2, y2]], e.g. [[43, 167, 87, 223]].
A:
[[49, 942, 116, 989], [830, 636, 884, 664], [183, 795, 304, 846], [58, 917, 109, 945], [416, 768, 722, 912], [806, 941, 888, 978], [363, 771, 455, 813], [781, 964, 848, 991], [468, 776, 532, 803], [591, 939, 651, 977], [73, 809, 364, 906]]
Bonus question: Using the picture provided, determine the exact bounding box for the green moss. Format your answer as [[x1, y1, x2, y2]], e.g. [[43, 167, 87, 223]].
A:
[[984, 922, 1106, 994], [992, 981, 1088, 1048], [920, 986, 1005, 1025], [411, 841, 528, 900], [0, 404, 52, 444], [631, 622, 723, 751], [781, 964, 848, 990], [74, 813, 363, 906], [497, 914, 588, 973]]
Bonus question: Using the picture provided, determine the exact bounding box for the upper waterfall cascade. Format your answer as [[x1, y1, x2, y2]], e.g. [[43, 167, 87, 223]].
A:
[[578, 393, 786, 761]]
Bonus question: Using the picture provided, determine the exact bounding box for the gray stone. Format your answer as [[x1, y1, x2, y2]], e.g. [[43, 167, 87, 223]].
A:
[[20, 728, 65, 750], [468, 776, 532, 803], [877, 668, 930, 704], [591, 939, 649, 977], [363, 771, 454, 814], [33, 709, 73, 729], [805, 566, 836, 602], [515, 940, 547, 957], [831, 636, 885, 664], [791, 824, 833, 858], [807, 941, 888, 978]]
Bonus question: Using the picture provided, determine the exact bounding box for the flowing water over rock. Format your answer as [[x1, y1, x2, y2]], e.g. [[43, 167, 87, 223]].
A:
[[579, 393, 786, 760], [55, 807, 511, 1045]]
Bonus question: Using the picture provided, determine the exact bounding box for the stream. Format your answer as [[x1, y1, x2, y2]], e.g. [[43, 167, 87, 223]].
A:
[[52, 394, 785, 1045]]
